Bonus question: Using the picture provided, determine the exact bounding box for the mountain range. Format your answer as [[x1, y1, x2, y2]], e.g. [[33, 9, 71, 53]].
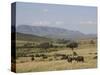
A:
[[16, 25, 96, 40]]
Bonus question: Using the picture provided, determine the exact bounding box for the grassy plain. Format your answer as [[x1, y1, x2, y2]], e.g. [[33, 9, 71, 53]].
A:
[[16, 42, 97, 73]]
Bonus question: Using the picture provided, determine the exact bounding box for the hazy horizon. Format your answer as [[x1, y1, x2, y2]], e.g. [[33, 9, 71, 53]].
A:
[[16, 2, 97, 34]]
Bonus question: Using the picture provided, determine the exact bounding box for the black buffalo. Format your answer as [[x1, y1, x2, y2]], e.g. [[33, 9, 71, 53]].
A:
[[75, 56, 84, 62], [67, 55, 84, 63]]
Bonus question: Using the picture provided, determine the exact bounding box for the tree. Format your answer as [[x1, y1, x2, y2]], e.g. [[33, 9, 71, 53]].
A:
[[67, 42, 78, 50], [38, 42, 53, 50], [90, 40, 95, 44], [57, 39, 70, 44], [31, 56, 34, 61]]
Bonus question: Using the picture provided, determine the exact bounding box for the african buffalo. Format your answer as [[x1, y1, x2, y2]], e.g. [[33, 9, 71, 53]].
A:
[[67, 55, 84, 63]]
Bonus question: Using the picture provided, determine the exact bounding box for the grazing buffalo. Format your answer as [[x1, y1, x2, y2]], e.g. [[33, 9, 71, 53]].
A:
[[75, 56, 84, 62], [67, 57, 73, 63], [67, 55, 73, 63], [67, 55, 84, 63]]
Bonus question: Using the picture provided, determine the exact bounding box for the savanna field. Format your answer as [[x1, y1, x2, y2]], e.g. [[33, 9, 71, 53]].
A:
[[12, 33, 97, 73]]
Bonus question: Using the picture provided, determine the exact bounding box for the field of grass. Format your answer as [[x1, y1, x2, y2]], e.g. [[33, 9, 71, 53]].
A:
[[16, 60, 97, 73], [15, 42, 97, 73]]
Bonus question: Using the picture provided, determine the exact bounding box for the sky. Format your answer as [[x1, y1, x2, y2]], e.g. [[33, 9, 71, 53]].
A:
[[16, 2, 97, 34]]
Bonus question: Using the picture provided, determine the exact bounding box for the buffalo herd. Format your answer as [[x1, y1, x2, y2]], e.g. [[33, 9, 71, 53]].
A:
[[31, 53, 84, 63], [56, 54, 84, 63]]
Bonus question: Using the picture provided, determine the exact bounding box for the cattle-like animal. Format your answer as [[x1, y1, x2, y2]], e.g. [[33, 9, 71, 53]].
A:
[[67, 55, 84, 63], [67, 57, 73, 63], [76, 56, 84, 62], [67, 55, 73, 63]]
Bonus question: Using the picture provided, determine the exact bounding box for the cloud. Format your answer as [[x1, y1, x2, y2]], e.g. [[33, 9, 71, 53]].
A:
[[80, 20, 97, 25], [32, 20, 65, 26], [32, 21, 51, 26]]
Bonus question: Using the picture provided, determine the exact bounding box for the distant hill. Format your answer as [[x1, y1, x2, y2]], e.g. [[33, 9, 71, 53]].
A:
[[16, 32, 51, 42], [16, 25, 97, 40]]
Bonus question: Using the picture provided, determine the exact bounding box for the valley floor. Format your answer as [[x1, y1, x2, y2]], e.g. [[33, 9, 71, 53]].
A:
[[16, 45, 97, 73]]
